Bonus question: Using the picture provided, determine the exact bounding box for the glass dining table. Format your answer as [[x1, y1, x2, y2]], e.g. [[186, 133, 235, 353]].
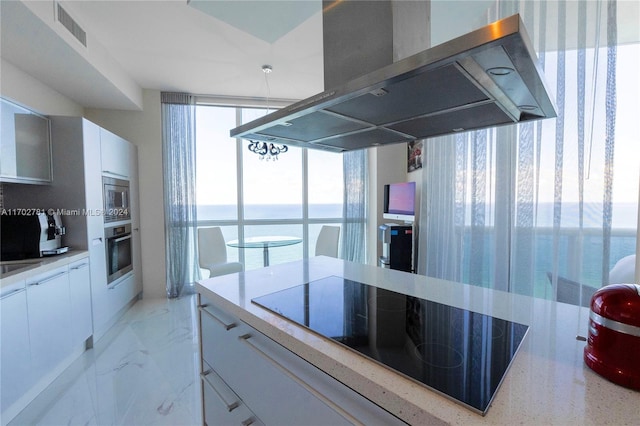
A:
[[227, 236, 302, 267]]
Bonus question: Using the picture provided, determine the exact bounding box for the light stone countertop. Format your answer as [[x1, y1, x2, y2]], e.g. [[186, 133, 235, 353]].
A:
[[0, 250, 89, 289], [196, 256, 639, 425]]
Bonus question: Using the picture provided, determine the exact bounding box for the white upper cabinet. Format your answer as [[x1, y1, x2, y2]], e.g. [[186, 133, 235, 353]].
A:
[[0, 98, 52, 183], [100, 127, 130, 178]]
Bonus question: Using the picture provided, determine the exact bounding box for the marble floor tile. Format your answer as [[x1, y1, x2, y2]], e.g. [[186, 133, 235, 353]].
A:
[[9, 296, 202, 426]]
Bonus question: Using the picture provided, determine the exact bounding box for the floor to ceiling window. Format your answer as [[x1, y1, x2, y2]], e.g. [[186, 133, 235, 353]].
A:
[[418, 1, 638, 307], [195, 104, 344, 273]]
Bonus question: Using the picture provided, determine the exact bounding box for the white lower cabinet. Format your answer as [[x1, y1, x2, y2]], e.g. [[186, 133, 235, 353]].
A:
[[69, 259, 93, 345], [109, 273, 138, 312], [1, 255, 94, 423], [202, 360, 263, 426], [26, 266, 73, 379], [198, 295, 405, 426], [1, 281, 32, 418]]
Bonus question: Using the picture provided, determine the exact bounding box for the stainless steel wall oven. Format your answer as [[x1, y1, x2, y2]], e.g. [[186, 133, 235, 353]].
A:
[[105, 223, 132, 284]]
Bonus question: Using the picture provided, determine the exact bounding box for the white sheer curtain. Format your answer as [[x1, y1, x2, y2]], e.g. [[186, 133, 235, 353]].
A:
[[161, 92, 200, 298], [417, 0, 636, 304], [342, 149, 368, 262]]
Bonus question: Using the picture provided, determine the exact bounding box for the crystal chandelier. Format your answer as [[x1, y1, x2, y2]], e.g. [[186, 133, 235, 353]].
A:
[[247, 65, 288, 160], [247, 140, 288, 160]]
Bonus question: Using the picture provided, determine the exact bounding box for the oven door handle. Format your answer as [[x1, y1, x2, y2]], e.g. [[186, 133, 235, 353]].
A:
[[113, 234, 132, 243]]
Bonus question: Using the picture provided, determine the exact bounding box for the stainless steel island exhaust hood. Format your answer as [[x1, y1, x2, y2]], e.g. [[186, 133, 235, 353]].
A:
[[230, 14, 556, 153]]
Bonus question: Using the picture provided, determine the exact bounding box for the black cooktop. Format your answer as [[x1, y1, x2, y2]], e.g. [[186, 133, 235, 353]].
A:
[[252, 276, 528, 415]]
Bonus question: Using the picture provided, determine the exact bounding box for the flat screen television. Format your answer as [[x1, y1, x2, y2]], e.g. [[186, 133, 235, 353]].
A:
[[383, 181, 416, 222]]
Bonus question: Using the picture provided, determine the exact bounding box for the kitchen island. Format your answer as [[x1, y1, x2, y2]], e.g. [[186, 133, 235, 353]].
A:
[[196, 256, 638, 425]]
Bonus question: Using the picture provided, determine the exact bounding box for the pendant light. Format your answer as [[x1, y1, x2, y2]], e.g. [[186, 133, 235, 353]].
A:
[[247, 65, 288, 160]]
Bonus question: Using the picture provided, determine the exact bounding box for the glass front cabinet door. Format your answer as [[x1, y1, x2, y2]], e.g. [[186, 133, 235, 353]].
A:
[[1, 98, 52, 184]]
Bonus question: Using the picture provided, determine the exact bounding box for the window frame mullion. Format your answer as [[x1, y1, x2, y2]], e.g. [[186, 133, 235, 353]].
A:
[[236, 107, 246, 266]]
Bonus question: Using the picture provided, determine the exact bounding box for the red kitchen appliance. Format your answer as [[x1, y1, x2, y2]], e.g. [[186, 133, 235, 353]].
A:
[[584, 283, 640, 390]]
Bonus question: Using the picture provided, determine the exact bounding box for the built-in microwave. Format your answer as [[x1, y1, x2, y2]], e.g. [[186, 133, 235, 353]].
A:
[[103, 177, 130, 223]]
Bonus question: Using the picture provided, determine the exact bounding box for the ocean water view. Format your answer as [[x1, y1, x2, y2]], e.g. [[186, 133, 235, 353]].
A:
[[197, 202, 637, 299], [197, 203, 344, 272], [197, 202, 638, 228], [198, 203, 344, 221]]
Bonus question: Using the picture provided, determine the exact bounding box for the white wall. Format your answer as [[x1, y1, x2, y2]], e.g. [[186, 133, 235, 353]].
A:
[[11, 0, 143, 110], [85, 90, 166, 299], [1, 58, 83, 116]]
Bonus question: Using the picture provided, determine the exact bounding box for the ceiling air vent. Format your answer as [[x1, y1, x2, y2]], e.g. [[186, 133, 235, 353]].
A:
[[56, 3, 87, 47]]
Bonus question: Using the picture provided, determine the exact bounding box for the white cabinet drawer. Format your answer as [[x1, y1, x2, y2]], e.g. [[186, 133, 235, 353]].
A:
[[200, 305, 350, 425], [199, 300, 405, 425], [199, 301, 239, 367], [239, 333, 352, 425], [201, 361, 262, 426]]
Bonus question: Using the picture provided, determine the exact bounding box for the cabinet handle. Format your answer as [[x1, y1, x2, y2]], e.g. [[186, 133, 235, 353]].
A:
[[28, 271, 67, 286], [107, 274, 132, 290], [103, 170, 128, 178], [241, 418, 257, 426], [70, 263, 89, 270], [199, 305, 236, 330], [1, 287, 25, 299], [201, 370, 240, 412], [238, 334, 362, 425]]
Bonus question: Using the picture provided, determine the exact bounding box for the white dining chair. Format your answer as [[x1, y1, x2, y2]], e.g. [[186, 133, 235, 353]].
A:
[[609, 254, 636, 284], [197, 227, 243, 278], [315, 225, 340, 258]]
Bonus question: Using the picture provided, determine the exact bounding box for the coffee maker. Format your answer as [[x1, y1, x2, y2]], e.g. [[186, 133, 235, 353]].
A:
[[0, 211, 67, 260]]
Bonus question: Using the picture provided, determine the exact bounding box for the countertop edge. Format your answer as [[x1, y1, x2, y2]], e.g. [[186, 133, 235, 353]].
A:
[[1, 250, 90, 288]]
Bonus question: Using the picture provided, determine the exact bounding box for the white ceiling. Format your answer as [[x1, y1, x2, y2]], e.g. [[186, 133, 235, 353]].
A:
[[2, 1, 638, 112], [1, 0, 325, 110]]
